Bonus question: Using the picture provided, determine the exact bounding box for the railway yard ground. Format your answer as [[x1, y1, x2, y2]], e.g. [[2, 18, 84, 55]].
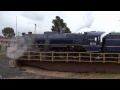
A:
[[1, 54, 120, 79]]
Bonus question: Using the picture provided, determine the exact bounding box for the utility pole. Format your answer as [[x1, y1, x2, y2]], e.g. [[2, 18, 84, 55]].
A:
[[18, 32, 20, 36], [16, 16, 18, 47], [16, 16, 17, 38], [35, 24, 37, 34]]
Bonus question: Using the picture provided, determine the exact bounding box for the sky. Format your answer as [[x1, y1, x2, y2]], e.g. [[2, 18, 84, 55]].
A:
[[1, 11, 120, 36]]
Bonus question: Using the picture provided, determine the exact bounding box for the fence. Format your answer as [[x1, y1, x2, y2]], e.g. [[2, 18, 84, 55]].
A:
[[16, 51, 120, 64]]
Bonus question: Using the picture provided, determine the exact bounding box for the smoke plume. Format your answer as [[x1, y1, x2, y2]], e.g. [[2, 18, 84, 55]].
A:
[[76, 12, 94, 31]]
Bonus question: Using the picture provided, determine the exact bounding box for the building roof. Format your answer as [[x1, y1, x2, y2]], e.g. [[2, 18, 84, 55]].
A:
[[0, 38, 16, 42]]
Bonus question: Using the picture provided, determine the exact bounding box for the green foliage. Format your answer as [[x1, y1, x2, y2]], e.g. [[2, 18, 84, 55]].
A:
[[51, 16, 71, 33], [2, 27, 15, 38]]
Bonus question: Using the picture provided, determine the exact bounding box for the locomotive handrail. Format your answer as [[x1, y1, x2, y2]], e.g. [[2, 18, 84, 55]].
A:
[[18, 43, 91, 46]]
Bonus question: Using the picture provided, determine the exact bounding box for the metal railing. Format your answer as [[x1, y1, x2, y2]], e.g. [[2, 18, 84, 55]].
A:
[[17, 51, 120, 64]]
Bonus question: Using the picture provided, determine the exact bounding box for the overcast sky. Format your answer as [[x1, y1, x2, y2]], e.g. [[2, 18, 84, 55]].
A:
[[1, 11, 120, 36]]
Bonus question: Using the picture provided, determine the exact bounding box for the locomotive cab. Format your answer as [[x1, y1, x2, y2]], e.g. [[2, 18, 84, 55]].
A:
[[82, 31, 105, 52]]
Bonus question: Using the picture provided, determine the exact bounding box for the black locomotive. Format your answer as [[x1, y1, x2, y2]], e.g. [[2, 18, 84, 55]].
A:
[[18, 31, 105, 52]]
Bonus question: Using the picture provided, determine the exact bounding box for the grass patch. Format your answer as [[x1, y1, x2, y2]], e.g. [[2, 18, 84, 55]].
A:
[[98, 72, 120, 78]]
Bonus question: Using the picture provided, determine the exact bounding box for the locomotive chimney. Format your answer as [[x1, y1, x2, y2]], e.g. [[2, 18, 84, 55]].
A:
[[22, 32, 25, 36], [28, 32, 32, 34]]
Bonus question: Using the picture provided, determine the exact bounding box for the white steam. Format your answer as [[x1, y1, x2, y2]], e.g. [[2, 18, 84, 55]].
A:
[[100, 30, 119, 42], [7, 44, 28, 59], [7, 36, 28, 60], [76, 12, 94, 32]]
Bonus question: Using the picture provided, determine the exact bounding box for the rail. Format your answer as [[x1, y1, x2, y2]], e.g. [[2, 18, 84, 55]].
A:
[[16, 51, 120, 64]]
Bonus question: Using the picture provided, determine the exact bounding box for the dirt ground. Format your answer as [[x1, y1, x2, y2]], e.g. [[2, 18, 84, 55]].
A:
[[1, 54, 120, 79], [0, 55, 64, 79]]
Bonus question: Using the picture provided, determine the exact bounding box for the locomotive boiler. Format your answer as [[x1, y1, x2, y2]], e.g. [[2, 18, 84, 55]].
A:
[[18, 31, 105, 53]]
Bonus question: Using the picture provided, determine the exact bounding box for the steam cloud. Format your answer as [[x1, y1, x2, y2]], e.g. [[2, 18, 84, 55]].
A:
[[7, 34, 36, 60], [100, 30, 119, 42], [7, 36, 28, 60], [7, 45, 28, 59], [76, 12, 94, 31]]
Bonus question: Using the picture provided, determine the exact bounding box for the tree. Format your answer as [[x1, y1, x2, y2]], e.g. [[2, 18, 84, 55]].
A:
[[2, 27, 15, 38], [51, 16, 71, 33]]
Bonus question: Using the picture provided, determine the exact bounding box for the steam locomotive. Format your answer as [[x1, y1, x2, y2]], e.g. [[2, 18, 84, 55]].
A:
[[11, 31, 120, 60], [11, 31, 120, 73], [16, 31, 120, 60]]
